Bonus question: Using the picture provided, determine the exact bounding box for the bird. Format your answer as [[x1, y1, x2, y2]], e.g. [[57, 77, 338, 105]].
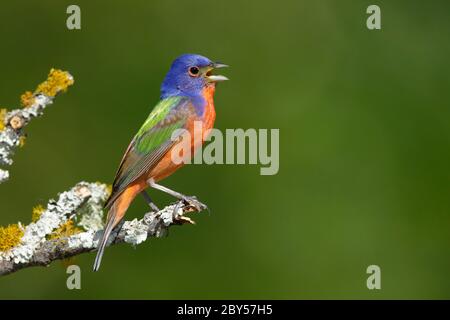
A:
[[93, 54, 228, 271]]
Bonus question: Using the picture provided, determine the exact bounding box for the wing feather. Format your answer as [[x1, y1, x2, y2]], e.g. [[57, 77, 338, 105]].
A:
[[104, 96, 195, 209]]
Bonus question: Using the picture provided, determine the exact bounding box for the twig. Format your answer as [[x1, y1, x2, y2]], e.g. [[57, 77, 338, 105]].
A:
[[0, 69, 74, 184]]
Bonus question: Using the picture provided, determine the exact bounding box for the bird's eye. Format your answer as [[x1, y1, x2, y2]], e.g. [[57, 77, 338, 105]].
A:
[[188, 66, 200, 77]]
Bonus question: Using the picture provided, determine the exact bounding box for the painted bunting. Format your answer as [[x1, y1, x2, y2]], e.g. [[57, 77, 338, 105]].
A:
[[93, 54, 228, 271]]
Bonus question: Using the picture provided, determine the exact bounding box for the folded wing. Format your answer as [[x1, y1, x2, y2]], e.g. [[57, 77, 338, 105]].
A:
[[104, 96, 195, 209]]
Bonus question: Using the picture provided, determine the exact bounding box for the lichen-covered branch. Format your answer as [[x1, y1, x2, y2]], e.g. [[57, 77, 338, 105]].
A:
[[0, 69, 74, 184], [0, 181, 198, 276]]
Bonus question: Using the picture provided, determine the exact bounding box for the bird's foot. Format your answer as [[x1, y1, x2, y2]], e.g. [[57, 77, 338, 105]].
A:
[[174, 215, 196, 225], [172, 201, 196, 225], [181, 196, 208, 213]]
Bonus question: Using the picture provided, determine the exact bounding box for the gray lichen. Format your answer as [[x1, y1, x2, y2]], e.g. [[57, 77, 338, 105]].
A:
[[0, 169, 9, 182], [0, 95, 53, 182], [0, 182, 109, 264]]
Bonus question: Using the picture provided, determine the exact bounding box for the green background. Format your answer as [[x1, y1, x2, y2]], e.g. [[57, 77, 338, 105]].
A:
[[1, 0, 450, 299]]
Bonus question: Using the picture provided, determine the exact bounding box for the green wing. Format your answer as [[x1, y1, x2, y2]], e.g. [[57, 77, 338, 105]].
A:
[[104, 96, 195, 209]]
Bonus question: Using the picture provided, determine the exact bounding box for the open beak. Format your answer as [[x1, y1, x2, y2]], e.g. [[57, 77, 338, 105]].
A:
[[206, 62, 229, 82]]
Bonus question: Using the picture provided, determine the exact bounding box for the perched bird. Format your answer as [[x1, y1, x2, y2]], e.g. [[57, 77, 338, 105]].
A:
[[93, 54, 228, 271]]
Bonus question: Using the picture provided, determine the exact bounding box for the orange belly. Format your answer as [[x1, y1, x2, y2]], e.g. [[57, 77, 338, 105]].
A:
[[148, 84, 216, 182]]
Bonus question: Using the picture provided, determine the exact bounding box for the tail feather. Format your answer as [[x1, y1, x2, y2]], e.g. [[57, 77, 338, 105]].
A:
[[93, 184, 142, 271], [93, 202, 118, 272]]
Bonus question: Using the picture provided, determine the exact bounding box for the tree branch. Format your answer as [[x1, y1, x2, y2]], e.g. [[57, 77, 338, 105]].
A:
[[0, 181, 198, 276]]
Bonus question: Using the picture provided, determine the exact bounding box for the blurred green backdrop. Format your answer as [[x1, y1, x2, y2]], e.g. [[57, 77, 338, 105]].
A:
[[1, 0, 450, 299]]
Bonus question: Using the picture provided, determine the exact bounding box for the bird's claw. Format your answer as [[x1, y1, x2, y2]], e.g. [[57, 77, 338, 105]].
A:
[[182, 196, 208, 212], [170, 201, 194, 225], [172, 197, 205, 225], [174, 215, 196, 225]]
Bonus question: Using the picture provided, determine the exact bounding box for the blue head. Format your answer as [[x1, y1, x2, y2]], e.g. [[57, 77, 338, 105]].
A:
[[161, 54, 228, 99]]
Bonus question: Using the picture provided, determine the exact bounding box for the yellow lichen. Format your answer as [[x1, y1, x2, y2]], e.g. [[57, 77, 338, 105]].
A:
[[35, 68, 74, 97], [106, 184, 113, 197], [61, 257, 77, 268], [19, 135, 27, 147], [0, 224, 24, 252], [31, 204, 45, 222], [0, 108, 7, 131], [47, 220, 82, 240], [20, 91, 35, 108]]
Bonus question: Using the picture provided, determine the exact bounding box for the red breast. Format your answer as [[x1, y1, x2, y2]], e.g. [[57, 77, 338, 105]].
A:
[[148, 84, 217, 182]]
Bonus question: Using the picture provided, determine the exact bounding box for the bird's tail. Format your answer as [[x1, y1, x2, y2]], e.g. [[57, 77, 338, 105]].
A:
[[93, 187, 137, 271], [93, 203, 117, 272]]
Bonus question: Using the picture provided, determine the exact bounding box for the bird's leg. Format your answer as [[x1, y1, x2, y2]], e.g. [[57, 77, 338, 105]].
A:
[[147, 178, 208, 212], [140, 190, 160, 212]]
